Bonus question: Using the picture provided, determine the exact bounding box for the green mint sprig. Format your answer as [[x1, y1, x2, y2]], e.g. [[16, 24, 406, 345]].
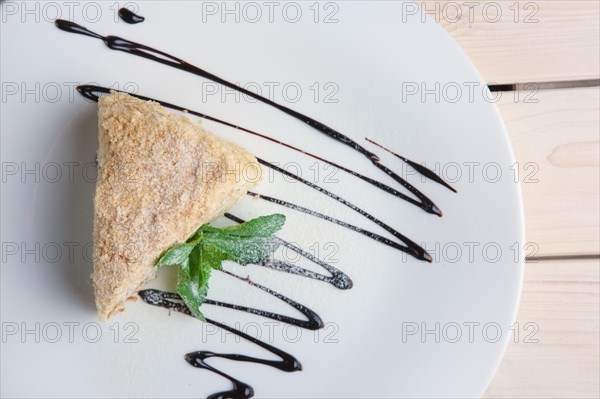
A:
[[156, 214, 286, 320]]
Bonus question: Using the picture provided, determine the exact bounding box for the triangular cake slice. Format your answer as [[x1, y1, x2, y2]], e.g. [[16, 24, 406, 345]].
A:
[[93, 91, 261, 320]]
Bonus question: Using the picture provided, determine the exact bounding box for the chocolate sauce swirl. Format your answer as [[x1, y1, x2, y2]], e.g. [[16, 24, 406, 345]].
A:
[[75, 84, 448, 210], [55, 19, 450, 216], [144, 269, 324, 329], [75, 84, 432, 262], [243, 193, 411, 254], [224, 213, 353, 289], [366, 138, 456, 193], [53, 19, 457, 397], [254, 160, 432, 262], [139, 216, 343, 398], [139, 286, 304, 399]]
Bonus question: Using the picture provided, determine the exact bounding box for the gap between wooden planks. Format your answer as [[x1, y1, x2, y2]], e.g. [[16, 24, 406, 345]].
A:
[[484, 258, 600, 398], [421, 0, 600, 84], [498, 86, 600, 257]]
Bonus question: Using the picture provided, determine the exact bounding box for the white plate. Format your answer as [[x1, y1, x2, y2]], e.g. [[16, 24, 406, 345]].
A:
[[1, 2, 524, 398]]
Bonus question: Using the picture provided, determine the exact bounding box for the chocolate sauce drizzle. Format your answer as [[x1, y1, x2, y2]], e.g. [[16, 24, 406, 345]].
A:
[[224, 213, 353, 290], [76, 84, 431, 262], [138, 278, 306, 399], [75, 84, 446, 211], [137, 214, 347, 398], [243, 193, 411, 254], [365, 138, 456, 193], [118, 8, 145, 24], [54, 19, 451, 216], [55, 19, 453, 397], [253, 160, 431, 262]]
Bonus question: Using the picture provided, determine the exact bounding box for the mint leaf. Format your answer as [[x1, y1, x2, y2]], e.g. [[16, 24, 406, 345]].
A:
[[156, 214, 286, 320], [202, 235, 280, 265], [177, 246, 211, 320], [156, 244, 195, 267], [198, 213, 285, 265], [199, 214, 285, 238], [198, 242, 231, 270]]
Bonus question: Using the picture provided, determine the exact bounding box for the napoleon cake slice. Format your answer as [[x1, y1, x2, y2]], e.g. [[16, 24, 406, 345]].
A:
[[93, 91, 261, 320]]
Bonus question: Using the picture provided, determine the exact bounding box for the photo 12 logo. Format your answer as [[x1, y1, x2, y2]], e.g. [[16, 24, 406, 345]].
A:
[[400, 81, 540, 104], [1, 2, 142, 24], [401, 321, 539, 344], [0, 239, 340, 267], [198, 320, 340, 344], [1, 81, 139, 104], [200, 81, 340, 105], [200, 1, 340, 24], [401, 1, 540, 24], [400, 160, 540, 186], [401, 241, 539, 264], [2, 321, 140, 344]]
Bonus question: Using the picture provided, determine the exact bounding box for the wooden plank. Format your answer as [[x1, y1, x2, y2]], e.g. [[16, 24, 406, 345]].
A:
[[421, 1, 600, 84], [498, 86, 600, 256], [484, 259, 600, 398]]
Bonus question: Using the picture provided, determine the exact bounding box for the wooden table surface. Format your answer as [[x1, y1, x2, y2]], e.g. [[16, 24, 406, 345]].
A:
[[423, 1, 600, 397]]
